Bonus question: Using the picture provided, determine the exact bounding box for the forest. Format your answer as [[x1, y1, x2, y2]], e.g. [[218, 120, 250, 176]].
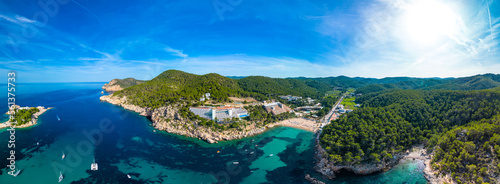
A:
[[320, 90, 500, 169], [11, 107, 40, 125]]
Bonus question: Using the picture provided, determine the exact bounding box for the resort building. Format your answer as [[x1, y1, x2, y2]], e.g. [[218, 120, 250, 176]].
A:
[[263, 102, 292, 115], [280, 95, 302, 101], [189, 106, 248, 122]]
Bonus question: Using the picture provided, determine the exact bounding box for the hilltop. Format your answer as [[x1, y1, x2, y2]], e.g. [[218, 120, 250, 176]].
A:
[[102, 78, 145, 92]]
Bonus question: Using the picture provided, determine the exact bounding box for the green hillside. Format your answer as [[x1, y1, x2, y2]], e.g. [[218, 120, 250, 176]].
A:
[[320, 90, 500, 167], [114, 78, 145, 88], [356, 74, 500, 94]]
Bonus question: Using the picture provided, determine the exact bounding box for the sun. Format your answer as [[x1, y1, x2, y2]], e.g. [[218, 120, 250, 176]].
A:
[[402, 0, 461, 45]]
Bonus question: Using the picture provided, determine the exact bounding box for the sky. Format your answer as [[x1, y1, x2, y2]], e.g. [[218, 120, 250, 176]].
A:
[[0, 0, 499, 83]]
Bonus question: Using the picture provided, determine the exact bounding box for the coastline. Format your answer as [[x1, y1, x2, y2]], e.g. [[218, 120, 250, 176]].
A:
[[100, 95, 320, 144], [314, 140, 445, 183], [0, 106, 52, 129], [401, 145, 450, 184]]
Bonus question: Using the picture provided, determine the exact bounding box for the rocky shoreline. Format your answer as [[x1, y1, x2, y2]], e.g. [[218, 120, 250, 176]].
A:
[[0, 106, 52, 129], [100, 95, 316, 144]]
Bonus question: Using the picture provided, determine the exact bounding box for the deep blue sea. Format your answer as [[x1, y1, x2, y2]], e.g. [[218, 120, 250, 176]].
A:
[[0, 83, 428, 184]]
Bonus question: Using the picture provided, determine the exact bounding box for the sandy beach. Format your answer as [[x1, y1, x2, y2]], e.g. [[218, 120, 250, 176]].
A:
[[401, 145, 450, 184], [267, 118, 320, 132]]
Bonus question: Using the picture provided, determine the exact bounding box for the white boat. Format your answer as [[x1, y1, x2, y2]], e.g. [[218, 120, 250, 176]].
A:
[[127, 174, 131, 178], [13, 169, 21, 177], [101, 91, 104, 94], [91, 158, 98, 171], [250, 152, 254, 154], [37, 142, 39, 146], [62, 151, 65, 160], [269, 154, 273, 157], [233, 162, 239, 164], [57, 115, 60, 121], [58, 171, 63, 182]]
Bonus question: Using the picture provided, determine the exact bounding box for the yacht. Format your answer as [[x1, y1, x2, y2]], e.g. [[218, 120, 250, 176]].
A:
[[127, 174, 131, 178], [13, 169, 21, 177], [62, 151, 65, 160], [57, 114, 60, 121], [233, 162, 239, 164], [91, 158, 98, 171], [269, 154, 273, 157], [58, 172, 63, 182]]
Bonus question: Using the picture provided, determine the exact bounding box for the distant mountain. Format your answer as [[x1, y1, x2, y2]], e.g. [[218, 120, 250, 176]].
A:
[[109, 70, 500, 107], [238, 76, 322, 99], [355, 74, 500, 94], [102, 78, 145, 92], [226, 76, 247, 79]]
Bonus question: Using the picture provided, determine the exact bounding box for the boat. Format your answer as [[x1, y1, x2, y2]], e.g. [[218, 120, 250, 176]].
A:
[[269, 154, 273, 157], [127, 174, 131, 178], [91, 158, 98, 171], [101, 91, 104, 94], [13, 169, 21, 177], [250, 152, 254, 154], [37, 142, 39, 146], [58, 171, 63, 182], [57, 114, 60, 121], [62, 151, 65, 160], [233, 162, 239, 164]]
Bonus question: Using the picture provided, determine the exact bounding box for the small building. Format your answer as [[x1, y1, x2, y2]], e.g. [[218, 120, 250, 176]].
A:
[[280, 95, 302, 101], [189, 106, 248, 123], [263, 102, 292, 115]]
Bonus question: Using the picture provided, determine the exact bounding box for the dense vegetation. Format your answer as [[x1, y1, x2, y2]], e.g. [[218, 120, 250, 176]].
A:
[[115, 70, 328, 108], [11, 107, 39, 125], [237, 76, 323, 100], [356, 74, 500, 94], [432, 115, 500, 184], [320, 90, 500, 166], [115, 70, 249, 108]]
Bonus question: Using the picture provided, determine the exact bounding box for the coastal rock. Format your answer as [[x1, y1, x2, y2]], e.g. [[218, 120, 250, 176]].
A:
[[304, 174, 325, 184], [313, 134, 403, 179], [102, 79, 124, 92]]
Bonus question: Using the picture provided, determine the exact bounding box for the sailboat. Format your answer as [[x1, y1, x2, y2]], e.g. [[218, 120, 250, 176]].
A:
[[62, 151, 65, 160], [58, 171, 63, 182], [13, 169, 21, 177], [57, 114, 60, 121], [91, 158, 98, 171]]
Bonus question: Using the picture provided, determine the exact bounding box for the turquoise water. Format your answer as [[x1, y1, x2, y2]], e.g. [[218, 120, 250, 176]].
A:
[[0, 83, 428, 183]]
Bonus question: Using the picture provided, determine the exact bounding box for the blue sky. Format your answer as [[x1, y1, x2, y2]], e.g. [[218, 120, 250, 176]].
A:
[[0, 0, 499, 83]]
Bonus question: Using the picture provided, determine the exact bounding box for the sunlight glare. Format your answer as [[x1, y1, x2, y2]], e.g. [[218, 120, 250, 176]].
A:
[[403, 0, 461, 45]]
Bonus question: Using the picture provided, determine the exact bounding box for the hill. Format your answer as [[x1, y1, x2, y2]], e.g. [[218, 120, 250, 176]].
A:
[[356, 74, 500, 94], [102, 78, 145, 92], [114, 70, 247, 108]]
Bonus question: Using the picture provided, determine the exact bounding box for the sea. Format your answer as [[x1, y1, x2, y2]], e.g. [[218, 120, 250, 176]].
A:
[[0, 83, 428, 184]]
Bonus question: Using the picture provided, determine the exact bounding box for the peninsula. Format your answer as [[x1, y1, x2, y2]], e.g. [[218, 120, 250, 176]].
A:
[[0, 105, 52, 129]]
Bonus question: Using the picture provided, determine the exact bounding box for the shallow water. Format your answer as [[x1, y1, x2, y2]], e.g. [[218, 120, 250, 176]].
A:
[[0, 83, 428, 183]]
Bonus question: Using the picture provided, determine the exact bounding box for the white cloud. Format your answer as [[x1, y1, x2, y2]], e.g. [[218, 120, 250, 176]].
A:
[[165, 47, 188, 58]]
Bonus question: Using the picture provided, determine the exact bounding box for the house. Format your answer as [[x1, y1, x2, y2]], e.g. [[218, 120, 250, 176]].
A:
[[280, 95, 302, 101], [263, 102, 292, 115]]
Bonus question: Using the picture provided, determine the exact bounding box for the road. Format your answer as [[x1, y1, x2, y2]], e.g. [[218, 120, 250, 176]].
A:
[[319, 95, 345, 128]]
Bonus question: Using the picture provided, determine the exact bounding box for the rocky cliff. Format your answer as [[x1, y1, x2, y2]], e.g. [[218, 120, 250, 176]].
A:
[[313, 133, 403, 179], [102, 78, 144, 92]]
